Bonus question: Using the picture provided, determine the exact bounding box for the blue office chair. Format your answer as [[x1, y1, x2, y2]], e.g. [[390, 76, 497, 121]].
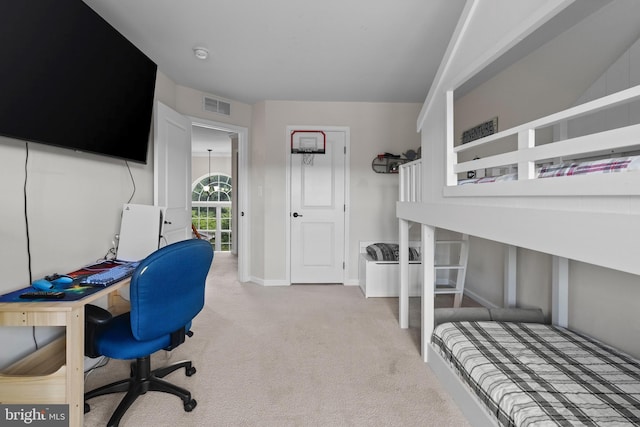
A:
[[84, 239, 213, 427]]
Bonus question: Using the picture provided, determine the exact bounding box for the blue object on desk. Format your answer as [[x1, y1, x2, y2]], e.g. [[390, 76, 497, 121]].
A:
[[50, 275, 74, 286], [32, 275, 74, 291], [32, 279, 55, 291]]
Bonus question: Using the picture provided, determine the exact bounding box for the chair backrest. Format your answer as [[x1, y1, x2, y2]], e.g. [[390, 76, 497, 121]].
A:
[[129, 239, 213, 341]]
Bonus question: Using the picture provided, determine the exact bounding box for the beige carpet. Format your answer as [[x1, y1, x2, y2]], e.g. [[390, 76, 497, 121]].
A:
[[83, 253, 471, 426]]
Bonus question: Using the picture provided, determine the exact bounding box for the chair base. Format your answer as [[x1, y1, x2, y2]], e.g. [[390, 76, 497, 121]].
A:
[[85, 355, 197, 427]]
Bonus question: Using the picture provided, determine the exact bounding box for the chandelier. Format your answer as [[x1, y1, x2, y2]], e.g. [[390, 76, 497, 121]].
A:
[[203, 148, 212, 193]]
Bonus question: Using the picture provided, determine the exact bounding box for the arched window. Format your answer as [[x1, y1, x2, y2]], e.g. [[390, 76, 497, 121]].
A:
[[192, 174, 232, 202], [192, 173, 233, 252]]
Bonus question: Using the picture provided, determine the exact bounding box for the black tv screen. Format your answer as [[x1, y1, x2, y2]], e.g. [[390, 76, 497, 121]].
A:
[[0, 1, 157, 164]]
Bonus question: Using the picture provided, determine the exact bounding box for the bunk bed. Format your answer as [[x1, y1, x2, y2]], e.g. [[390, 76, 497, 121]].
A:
[[397, 93, 640, 425], [394, 1, 640, 425], [396, 85, 640, 425]]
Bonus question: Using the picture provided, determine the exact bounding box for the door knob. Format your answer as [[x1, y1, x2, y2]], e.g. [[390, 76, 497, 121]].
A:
[[292, 212, 303, 218]]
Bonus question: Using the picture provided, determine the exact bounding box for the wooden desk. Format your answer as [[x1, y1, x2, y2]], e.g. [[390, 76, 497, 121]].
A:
[[0, 279, 129, 427]]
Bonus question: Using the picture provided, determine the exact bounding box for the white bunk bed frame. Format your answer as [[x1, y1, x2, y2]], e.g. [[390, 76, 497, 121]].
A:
[[396, 1, 640, 425]]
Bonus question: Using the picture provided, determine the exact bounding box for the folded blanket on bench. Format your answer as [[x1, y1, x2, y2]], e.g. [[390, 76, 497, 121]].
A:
[[366, 242, 420, 261]]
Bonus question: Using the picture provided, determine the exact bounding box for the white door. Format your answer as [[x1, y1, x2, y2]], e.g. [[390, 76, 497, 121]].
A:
[[290, 129, 346, 283], [154, 101, 192, 244]]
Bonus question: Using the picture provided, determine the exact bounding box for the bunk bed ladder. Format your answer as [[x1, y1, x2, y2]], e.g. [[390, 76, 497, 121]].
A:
[[434, 234, 469, 308]]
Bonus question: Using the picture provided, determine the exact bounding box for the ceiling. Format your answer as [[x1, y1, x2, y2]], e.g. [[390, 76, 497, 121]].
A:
[[83, 0, 466, 105]]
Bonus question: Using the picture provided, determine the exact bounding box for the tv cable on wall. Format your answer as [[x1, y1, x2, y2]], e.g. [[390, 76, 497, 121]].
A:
[[23, 142, 39, 349]]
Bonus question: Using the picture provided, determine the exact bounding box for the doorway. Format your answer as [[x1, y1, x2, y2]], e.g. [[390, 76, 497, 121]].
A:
[[190, 117, 249, 283], [154, 103, 249, 282], [286, 126, 350, 284], [191, 127, 234, 252]]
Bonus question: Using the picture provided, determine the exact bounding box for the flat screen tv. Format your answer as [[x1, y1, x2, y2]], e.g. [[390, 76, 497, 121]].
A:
[[0, 1, 157, 164]]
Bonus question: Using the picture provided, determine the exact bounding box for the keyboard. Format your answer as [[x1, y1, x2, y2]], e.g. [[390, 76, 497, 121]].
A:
[[80, 262, 140, 287]]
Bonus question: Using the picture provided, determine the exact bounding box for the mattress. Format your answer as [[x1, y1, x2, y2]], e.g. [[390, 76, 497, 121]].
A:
[[537, 155, 640, 178], [432, 321, 640, 426], [458, 155, 640, 185]]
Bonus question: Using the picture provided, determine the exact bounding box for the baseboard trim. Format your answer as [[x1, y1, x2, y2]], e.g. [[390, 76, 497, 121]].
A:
[[463, 289, 499, 309], [248, 276, 290, 287], [248, 277, 360, 287]]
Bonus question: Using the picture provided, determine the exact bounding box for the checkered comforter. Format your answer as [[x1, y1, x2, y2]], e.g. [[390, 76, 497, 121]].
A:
[[432, 321, 640, 426]]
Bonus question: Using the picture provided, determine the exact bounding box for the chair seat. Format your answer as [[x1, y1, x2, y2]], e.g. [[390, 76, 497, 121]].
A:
[[96, 313, 174, 360]]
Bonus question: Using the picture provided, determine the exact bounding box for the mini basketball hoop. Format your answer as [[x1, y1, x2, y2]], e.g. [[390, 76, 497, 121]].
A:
[[291, 130, 326, 154]]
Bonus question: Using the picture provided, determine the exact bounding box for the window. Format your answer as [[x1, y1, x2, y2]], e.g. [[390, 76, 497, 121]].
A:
[[192, 174, 232, 202], [192, 174, 232, 251]]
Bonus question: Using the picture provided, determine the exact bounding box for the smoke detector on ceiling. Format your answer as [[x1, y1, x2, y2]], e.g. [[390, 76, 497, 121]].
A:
[[193, 47, 209, 60]]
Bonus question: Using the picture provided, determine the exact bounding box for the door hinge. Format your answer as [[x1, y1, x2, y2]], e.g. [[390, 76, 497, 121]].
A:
[[343, 261, 345, 269], [344, 146, 346, 154]]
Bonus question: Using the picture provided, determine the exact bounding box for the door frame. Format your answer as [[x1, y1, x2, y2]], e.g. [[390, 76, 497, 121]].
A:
[[190, 116, 250, 283], [285, 125, 350, 285]]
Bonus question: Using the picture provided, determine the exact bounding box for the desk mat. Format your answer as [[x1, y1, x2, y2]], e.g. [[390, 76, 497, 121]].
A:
[[0, 260, 125, 302]]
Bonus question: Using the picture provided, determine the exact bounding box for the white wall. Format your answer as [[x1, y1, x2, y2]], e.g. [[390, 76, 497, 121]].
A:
[[254, 101, 421, 284], [564, 36, 640, 140], [250, 102, 268, 280], [192, 156, 232, 182], [171, 92, 423, 285]]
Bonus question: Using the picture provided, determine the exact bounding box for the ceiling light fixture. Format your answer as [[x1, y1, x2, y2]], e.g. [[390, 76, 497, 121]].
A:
[[203, 149, 212, 194], [193, 47, 209, 60]]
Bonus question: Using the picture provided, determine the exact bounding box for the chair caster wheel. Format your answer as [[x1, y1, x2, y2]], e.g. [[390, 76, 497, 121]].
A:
[[186, 366, 196, 376], [84, 403, 90, 414], [184, 399, 197, 412]]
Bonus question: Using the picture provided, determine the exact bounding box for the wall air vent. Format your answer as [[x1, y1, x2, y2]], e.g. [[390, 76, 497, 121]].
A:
[[203, 96, 231, 116]]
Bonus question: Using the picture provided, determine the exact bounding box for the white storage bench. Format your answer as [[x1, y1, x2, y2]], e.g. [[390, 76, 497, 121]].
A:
[[358, 241, 422, 298]]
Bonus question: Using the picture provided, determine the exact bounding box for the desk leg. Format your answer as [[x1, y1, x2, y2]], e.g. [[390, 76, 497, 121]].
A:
[[66, 307, 84, 427]]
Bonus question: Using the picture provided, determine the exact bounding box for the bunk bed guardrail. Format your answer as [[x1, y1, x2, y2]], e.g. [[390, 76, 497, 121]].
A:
[[399, 159, 422, 203], [445, 84, 640, 197]]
